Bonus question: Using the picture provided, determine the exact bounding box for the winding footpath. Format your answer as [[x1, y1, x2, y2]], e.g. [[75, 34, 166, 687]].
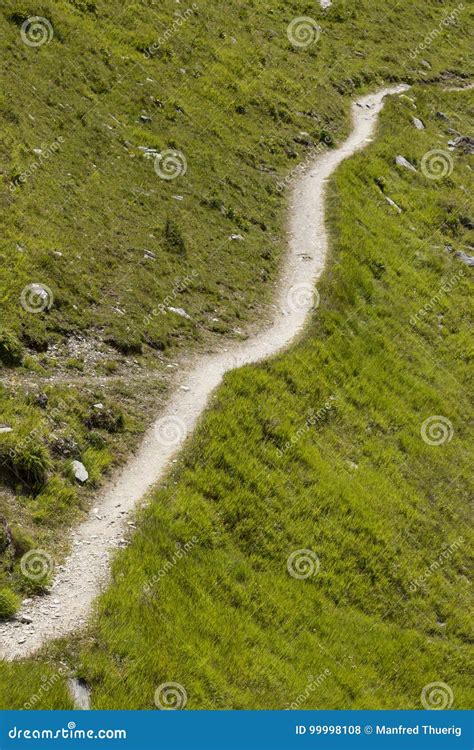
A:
[[0, 84, 408, 661]]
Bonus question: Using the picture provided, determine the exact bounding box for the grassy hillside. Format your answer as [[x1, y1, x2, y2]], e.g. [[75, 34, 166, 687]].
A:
[[0, 0, 472, 709], [1, 82, 472, 709], [0, 0, 473, 609]]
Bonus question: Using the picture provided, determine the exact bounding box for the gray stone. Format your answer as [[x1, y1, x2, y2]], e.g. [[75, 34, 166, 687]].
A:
[[412, 117, 425, 130], [395, 155, 417, 172], [72, 460, 89, 483], [167, 306, 192, 320], [385, 196, 402, 213], [455, 251, 474, 267]]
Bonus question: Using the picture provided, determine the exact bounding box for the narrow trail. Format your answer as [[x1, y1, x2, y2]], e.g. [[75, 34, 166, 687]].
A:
[[0, 84, 408, 661]]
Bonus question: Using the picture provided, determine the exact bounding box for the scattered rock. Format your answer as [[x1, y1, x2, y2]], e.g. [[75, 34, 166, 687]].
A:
[[451, 136, 474, 154], [36, 393, 48, 408], [71, 460, 89, 484], [385, 196, 402, 213], [294, 132, 314, 146], [0, 425, 12, 434], [167, 306, 192, 320], [436, 111, 449, 121], [143, 250, 157, 260], [395, 155, 417, 172], [412, 117, 425, 130], [172, 195, 184, 201], [420, 59, 431, 69], [139, 114, 152, 123], [320, 0, 332, 6], [455, 251, 474, 267], [229, 234, 244, 241]]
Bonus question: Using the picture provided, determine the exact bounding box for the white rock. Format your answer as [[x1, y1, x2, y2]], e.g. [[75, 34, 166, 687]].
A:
[[0, 426, 12, 434], [72, 460, 88, 483], [167, 306, 192, 320], [412, 117, 424, 130], [229, 234, 244, 241], [385, 196, 402, 213], [395, 155, 417, 172]]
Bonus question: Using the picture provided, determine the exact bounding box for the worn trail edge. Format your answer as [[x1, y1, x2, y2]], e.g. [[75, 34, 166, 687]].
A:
[[0, 85, 408, 661]]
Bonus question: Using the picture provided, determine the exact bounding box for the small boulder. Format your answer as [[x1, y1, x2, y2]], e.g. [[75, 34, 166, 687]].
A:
[[229, 234, 244, 241], [71, 460, 88, 483], [167, 306, 192, 320], [385, 196, 402, 213], [412, 117, 425, 130], [0, 425, 12, 434], [395, 155, 417, 172], [452, 136, 474, 155], [455, 251, 474, 267]]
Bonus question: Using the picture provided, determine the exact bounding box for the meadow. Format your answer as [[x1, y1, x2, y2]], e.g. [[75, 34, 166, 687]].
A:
[[0, 0, 472, 710]]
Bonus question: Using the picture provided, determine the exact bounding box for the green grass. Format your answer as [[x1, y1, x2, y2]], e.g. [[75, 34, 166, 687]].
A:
[[1, 0, 472, 608], [1, 82, 472, 709], [0, 0, 472, 709]]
